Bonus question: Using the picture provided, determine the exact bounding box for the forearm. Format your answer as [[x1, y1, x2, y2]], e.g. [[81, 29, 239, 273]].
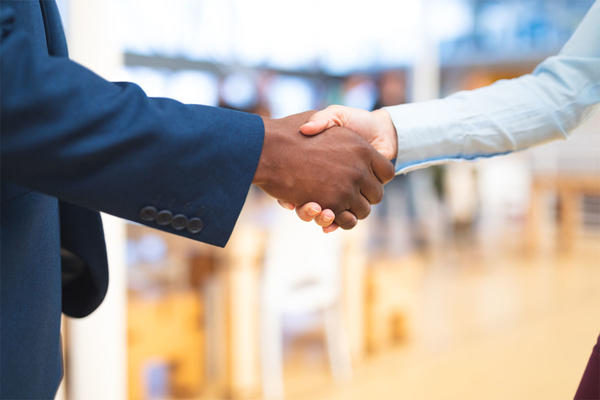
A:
[[386, 58, 599, 174], [385, 1, 600, 174]]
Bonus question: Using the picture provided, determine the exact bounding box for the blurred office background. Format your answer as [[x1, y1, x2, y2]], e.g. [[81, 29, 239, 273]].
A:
[[54, 1, 599, 399]]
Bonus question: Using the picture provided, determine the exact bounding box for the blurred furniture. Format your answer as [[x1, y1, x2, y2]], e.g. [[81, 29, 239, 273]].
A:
[[260, 210, 352, 399], [127, 291, 204, 400], [201, 225, 264, 399], [200, 213, 367, 400], [364, 258, 414, 353], [527, 174, 600, 252], [125, 207, 368, 400], [127, 222, 266, 400]]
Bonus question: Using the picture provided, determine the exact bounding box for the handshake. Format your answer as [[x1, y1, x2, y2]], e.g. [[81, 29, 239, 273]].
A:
[[253, 106, 398, 232]]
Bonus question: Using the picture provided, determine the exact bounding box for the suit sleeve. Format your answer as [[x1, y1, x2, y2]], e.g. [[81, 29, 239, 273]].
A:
[[0, 5, 264, 247]]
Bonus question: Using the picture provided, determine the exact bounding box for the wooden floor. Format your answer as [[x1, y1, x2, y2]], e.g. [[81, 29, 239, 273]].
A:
[[279, 236, 600, 400], [193, 234, 599, 400]]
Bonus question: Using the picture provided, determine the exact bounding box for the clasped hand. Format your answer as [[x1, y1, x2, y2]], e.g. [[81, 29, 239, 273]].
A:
[[254, 107, 397, 231]]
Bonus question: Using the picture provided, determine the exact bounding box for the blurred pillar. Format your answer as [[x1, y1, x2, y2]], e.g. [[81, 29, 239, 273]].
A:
[[341, 226, 368, 362], [408, 0, 445, 250], [220, 225, 263, 399], [66, 215, 127, 400], [412, 0, 440, 102], [62, 1, 127, 400]]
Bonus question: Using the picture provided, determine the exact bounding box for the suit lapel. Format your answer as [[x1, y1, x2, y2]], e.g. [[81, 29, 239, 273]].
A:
[[38, 0, 68, 57], [38, 0, 110, 318]]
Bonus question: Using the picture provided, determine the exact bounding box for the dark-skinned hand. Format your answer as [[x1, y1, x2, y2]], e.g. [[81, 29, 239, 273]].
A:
[[254, 111, 394, 230]]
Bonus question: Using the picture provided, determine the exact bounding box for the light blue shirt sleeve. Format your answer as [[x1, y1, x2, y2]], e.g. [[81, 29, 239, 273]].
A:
[[385, 0, 600, 175]]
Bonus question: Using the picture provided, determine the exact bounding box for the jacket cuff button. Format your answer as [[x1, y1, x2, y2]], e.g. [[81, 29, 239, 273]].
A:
[[187, 217, 204, 234], [155, 210, 173, 226], [171, 214, 188, 231], [139, 206, 157, 221]]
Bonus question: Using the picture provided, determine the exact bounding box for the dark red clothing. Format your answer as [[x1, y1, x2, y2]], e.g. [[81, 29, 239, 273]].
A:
[[575, 335, 599, 399]]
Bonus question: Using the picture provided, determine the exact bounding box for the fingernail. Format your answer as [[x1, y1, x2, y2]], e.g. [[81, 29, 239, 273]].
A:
[[309, 206, 320, 215], [323, 225, 337, 233]]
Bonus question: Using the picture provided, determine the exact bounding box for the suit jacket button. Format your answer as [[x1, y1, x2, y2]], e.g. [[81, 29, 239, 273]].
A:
[[171, 214, 188, 231], [155, 210, 173, 226], [187, 217, 204, 234], [139, 206, 157, 221]]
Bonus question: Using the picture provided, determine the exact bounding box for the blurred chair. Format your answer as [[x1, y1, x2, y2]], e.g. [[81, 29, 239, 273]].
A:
[[127, 291, 204, 400], [526, 174, 600, 252], [260, 208, 352, 400], [526, 111, 600, 252]]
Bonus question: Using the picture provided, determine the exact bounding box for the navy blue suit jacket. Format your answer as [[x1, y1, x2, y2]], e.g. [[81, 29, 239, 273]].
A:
[[0, 1, 264, 398]]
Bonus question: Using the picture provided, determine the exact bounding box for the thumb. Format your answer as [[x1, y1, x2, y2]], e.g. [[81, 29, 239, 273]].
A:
[[300, 108, 343, 136]]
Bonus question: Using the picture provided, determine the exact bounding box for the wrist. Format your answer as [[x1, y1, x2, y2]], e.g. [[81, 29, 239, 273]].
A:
[[254, 116, 294, 189], [254, 116, 274, 185], [372, 108, 398, 160]]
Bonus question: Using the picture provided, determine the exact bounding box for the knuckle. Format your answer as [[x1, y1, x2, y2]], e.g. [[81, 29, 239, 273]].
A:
[[342, 186, 356, 201], [343, 218, 358, 230], [335, 214, 350, 229], [357, 206, 371, 220], [360, 178, 383, 205], [318, 215, 333, 228], [328, 105, 343, 113], [353, 167, 367, 184], [358, 143, 371, 157], [373, 185, 384, 204], [296, 209, 312, 222], [384, 163, 395, 182]]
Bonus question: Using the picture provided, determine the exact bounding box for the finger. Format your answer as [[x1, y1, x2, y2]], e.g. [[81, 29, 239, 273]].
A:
[[359, 177, 384, 205], [300, 116, 336, 136], [350, 195, 371, 220], [300, 106, 346, 135], [335, 210, 358, 230], [296, 202, 322, 222], [323, 223, 339, 233], [278, 200, 295, 210], [315, 209, 335, 227], [370, 149, 396, 184]]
